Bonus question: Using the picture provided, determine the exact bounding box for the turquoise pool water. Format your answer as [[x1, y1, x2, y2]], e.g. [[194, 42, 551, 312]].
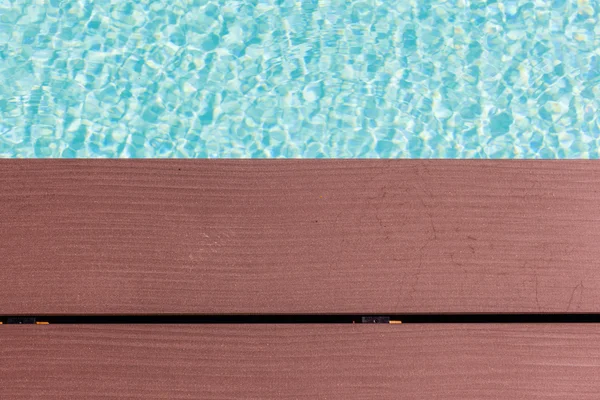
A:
[[0, 0, 598, 158]]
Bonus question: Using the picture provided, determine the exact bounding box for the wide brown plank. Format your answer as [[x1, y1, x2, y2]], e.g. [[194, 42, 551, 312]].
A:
[[1, 324, 599, 399], [1, 160, 600, 313]]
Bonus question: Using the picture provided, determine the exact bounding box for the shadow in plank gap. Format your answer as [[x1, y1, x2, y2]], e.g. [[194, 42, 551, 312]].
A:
[[3, 314, 600, 324]]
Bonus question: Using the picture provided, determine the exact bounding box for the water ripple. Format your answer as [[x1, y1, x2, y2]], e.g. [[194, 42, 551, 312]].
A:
[[0, 0, 598, 158]]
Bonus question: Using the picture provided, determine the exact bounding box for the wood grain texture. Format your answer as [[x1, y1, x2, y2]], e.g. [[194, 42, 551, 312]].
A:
[[1, 324, 600, 399], [1, 160, 600, 313]]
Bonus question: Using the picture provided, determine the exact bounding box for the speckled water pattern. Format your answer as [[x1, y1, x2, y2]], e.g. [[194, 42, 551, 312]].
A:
[[1, 0, 599, 158]]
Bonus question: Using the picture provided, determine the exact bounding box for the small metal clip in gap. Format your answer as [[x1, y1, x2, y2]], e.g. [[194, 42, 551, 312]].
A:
[[361, 316, 402, 324], [5, 317, 49, 325]]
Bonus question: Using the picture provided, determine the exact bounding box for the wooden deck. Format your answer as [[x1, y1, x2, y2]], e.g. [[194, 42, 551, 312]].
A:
[[2, 160, 600, 313], [2, 160, 600, 397], [2, 324, 600, 399]]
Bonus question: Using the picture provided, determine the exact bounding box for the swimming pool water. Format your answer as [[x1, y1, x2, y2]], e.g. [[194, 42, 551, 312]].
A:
[[0, 0, 599, 158]]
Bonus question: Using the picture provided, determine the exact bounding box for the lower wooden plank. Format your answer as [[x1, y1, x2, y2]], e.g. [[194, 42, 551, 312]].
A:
[[2, 324, 599, 399]]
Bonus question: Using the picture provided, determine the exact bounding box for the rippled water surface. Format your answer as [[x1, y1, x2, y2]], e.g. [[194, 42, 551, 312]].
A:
[[1, 0, 599, 157]]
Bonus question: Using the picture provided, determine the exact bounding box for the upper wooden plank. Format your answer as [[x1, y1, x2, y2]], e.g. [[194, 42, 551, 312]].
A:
[[2, 324, 600, 399], [1, 160, 599, 314]]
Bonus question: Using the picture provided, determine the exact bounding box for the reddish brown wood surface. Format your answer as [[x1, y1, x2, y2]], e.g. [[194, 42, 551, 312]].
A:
[[1, 160, 600, 313], [1, 324, 599, 399]]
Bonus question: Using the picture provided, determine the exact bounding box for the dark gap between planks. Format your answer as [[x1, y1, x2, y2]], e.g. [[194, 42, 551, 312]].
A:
[[2, 314, 600, 324]]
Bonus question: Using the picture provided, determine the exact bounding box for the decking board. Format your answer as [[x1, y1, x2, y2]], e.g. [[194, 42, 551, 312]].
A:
[[2, 324, 599, 399], [1, 160, 600, 313]]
